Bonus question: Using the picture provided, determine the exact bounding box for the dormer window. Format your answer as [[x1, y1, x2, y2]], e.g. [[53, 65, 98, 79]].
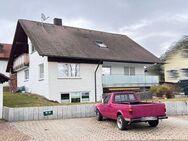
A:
[[95, 40, 107, 48]]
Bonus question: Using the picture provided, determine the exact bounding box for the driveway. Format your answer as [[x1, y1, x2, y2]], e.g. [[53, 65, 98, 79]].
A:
[[1, 116, 188, 141]]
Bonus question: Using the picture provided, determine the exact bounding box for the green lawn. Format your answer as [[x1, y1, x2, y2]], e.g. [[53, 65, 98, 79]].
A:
[[3, 92, 60, 107], [3, 92, 97, 107]]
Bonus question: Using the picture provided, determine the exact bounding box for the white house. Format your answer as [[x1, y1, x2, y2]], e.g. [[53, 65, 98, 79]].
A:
[[6, 18, 161, 103], [0, 73, 9, 118], [0, 43, 11, 87]]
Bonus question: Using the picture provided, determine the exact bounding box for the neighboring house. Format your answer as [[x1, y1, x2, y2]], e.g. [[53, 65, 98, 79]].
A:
[[0, 43, 11, 86], [163, 36, 188, 95], [6, 18, 161, 103], [0, 73, 9, 119], [163, 37, 188, 83]]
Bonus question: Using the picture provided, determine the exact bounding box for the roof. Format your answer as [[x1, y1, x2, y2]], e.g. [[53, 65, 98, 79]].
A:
[[161, 36, 188, 61], [0, 73, 9, 84], [21, 19, 160, 63], [7, 19, 161, 72], [0, 43, 12, 60]]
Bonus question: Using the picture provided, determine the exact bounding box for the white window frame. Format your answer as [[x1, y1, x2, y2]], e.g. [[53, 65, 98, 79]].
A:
[[39, 63, 44, 80], [58, 63, 80, 78], [24, 69, 29, 81]]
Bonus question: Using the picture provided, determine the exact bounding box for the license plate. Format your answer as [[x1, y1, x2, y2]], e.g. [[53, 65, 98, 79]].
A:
[[141, 117, 157, 121]]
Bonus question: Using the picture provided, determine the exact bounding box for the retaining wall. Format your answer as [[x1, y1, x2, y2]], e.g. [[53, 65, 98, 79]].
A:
[[3, 101, 188, 122]]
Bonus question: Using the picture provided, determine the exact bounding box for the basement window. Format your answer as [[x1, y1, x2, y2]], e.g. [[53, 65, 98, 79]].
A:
[[95, 40, 107, 48]]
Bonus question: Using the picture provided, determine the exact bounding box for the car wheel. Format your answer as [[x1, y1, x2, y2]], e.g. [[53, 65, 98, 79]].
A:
[[148, 120, 159, 127], [117, 115, 129, 130], [96, 109, 103, 121]]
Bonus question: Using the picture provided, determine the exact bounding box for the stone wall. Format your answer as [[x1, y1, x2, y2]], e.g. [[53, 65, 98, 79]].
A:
[[3, 101, 188, 122]]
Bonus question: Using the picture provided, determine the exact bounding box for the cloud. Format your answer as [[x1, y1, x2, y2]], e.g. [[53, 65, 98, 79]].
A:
[[1, 0, 188, 57]]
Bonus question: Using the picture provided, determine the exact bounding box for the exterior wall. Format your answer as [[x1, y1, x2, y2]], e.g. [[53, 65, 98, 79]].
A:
[[17, 69, 30, 92], [16, 38, 49, 98], [48, 62, 103, 102], [28, 51, 49, 98], [0, 84, 2, 118], [164, 50, 188, 83], [0, 60, 9, 86], [2, 101, 188, 121], [103, 62, 146, 75]]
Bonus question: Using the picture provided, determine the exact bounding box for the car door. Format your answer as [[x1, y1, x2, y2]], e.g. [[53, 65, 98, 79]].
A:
[[101, 94, 111, 118]]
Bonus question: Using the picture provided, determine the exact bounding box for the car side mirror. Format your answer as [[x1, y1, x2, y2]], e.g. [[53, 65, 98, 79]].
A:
[[102, 98, 104, 104]]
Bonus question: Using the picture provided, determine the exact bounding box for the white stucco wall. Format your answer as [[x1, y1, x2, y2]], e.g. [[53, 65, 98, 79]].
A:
[[48, 62, 103, 102], [0, 84, 3, 119], [17, 68, 30, 92], [103, 62, 147, 75], [0, 60, 9, 86], [16, 38, 49, 98]]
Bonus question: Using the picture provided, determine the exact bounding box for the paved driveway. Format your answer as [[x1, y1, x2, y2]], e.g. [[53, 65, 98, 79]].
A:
[[1, 116, 188, 141]]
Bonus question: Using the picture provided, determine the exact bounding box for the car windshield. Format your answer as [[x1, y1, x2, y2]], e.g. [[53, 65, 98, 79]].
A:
[[114, 94, 136, 103]]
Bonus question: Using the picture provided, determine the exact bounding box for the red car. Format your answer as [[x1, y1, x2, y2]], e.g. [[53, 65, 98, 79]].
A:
[[96, 92, 167, 130]]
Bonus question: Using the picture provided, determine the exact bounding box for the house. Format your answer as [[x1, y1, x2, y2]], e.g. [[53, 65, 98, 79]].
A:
[[6, 18, 161, 103], [163, 36, 188, 94], [0, 73, 9, 118], [0, 43, 11, 87]]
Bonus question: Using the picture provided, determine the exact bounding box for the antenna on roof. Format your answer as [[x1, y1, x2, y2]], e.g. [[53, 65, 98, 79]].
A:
[[41, 13, 49, 27]]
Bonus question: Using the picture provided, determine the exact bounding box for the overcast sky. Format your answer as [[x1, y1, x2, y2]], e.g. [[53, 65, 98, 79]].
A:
[[1, 0, 188, 57]]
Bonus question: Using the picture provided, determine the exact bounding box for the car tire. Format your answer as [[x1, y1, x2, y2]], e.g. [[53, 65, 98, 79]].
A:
[[96, 109, 103, 121], [148, 120, 159, 127], [117, 115, 129, 130]]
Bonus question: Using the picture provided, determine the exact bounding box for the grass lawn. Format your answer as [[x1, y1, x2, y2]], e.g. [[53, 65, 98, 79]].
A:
[[3, 92, 60, 107], [3, 92, 98, 107]]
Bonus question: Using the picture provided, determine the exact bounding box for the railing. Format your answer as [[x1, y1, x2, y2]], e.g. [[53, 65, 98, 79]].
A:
[[13, 53, 29, 72], [102, 74, 159, 87]]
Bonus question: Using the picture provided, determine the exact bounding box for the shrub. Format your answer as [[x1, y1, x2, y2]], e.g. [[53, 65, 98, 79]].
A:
[[149, 85, 174, 98]]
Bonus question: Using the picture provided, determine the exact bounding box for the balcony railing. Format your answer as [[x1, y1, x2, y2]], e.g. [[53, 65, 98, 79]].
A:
[[102, 74, 159, 87], [13, 53, 29, 72]]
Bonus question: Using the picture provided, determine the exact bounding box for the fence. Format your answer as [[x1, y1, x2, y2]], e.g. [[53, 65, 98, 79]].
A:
[[3, 101, 188, 122]]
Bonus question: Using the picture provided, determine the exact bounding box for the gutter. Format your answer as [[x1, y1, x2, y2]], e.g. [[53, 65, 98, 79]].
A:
[[94, 61, 101, 102]]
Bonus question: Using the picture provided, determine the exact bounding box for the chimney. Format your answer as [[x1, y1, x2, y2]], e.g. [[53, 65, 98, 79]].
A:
[[0, 44, 3, 53], [53, 18, 62, 26]]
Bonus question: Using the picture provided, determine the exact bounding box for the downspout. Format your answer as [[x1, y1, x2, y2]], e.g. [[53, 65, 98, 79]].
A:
[[94, 61, 101, 102]]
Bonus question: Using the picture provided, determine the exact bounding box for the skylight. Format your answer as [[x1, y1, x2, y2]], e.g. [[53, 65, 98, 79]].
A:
[[95, 40, 107, 48]]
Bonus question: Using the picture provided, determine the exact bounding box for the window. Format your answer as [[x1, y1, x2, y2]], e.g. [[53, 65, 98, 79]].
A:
[[24, 69, 29, 80], [61, 92, 90, 103], [61, 93, 70, 103], [181, 68, 188, 77], [124, 67, 135, 75], [81, 92, 90, 102], [114, 94, 136, 103], [102, 67, 111, 75], [31, 44, 36, 53], [130, 67, 135, 75], [104, 95, 110, 104], [58, 63, 80, 78], [71, 92, 81, 103], [167, 70, 179, 78], [95, 40, 107, 48], [39, 64, 44, 79]]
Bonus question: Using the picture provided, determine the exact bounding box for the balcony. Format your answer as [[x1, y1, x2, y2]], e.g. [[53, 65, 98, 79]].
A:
[[13, 53, 29, 72], [102, 74, 159, 88]]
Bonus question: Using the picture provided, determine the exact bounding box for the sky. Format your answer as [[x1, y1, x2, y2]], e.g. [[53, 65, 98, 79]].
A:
[[1, 0, 188, 57]]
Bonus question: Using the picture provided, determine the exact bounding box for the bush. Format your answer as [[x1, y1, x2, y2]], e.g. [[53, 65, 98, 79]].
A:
[[149, 85, 174, 98]]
